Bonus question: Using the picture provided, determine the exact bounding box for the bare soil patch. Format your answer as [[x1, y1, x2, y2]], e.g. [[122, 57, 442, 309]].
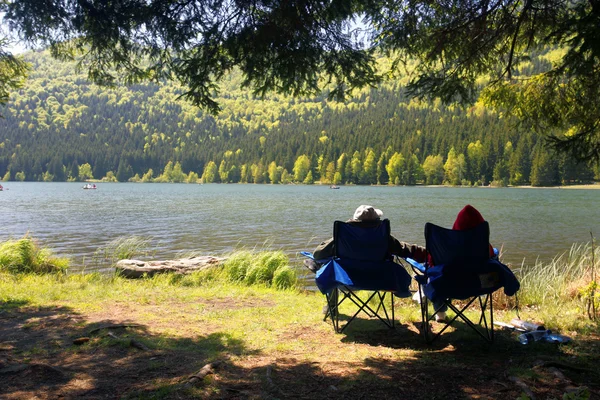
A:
[[1, 299, 598, 399]]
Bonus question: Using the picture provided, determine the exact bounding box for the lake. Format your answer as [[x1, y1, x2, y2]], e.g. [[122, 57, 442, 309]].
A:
[[1, 182, 599, 272]]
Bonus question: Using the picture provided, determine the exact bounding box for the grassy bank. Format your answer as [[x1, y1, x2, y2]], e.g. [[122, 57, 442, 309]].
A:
[[1, 237, 599, 399]]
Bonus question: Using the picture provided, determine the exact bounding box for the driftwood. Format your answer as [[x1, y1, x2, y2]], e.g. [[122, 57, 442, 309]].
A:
[[185, 361, 222, 387], [105, 331, 150, 351], [73, 337, 90, 345], [89, 324, 143, 335], [115, 256, 226, 278], [130, 339, 150, 351]]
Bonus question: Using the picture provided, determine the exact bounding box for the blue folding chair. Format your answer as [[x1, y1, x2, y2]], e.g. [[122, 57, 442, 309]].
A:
[[407, 222, 520, 343], [302, 219, 412, 333]]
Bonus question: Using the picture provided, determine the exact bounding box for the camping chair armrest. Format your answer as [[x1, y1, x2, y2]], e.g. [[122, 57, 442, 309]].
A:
[[300, 251, 315, 260], [404, 257, 426, 274], [300, 251, 332, 264]]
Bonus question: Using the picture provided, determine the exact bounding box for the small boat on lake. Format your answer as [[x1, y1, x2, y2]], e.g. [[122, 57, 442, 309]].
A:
[[83, 183, 97, 189], [330, 185, 340, 189]]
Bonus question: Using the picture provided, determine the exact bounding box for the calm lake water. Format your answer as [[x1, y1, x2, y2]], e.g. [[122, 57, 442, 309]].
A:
[[1, 182, 599, 271]]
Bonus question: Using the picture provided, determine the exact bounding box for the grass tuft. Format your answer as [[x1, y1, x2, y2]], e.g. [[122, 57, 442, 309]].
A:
[[85, 236, 155, 270], [0, 236, 69, 274], [223, 250, 297, 288], [517, 242, 599, 306]]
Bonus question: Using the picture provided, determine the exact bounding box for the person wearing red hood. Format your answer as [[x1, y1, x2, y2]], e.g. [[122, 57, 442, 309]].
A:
[[424, 204, 496, 321], [452, 205, 495, 258]]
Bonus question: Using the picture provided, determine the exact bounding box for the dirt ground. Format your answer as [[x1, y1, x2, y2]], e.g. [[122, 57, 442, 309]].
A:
[[1, 300, 598, 399]]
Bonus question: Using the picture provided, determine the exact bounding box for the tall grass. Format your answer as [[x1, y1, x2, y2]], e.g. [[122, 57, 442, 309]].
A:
[[517, 242, 599, 307], [84, 236, 155, 270], [0, 236, 69, 274], [222, 250, 298, 289]]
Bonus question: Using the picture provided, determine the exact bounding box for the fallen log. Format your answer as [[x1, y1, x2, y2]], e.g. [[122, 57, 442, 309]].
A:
[[185, 361, 222, 387], [115, 256, 226, 278], [88, 324, 143, 335]]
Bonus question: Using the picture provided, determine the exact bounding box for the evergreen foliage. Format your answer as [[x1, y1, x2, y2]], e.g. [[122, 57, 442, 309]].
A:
[[0, 51, 597, 186]]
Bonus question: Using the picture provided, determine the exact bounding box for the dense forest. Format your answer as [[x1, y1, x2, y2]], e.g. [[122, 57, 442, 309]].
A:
[[0, 50, 598, 186]]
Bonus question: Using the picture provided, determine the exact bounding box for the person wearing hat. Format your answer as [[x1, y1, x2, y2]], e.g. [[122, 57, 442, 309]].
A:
[[304, 205, 427, 272]]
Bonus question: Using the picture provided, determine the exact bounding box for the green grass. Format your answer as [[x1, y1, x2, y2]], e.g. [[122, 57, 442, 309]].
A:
[[1, 235, 597, 334], [84, 235, 155, 270], [0, 236, 69, 274], [222, 249, 297, 289], [513, 242, 599, 332]]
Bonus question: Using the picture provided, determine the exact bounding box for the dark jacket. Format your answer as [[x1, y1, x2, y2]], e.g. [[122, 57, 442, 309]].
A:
[[312, 219, 427, 263]]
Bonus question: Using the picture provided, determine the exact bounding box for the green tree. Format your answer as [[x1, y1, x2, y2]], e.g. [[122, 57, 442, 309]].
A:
[[201, 161, 218, 183], [14, 171, 25, 181], [405, 154, 424, 185], [293, 155, 311, 183], [0, 39, 29, 108], [268, 161, 280, 184], [171, 161, 186, 183], [250, 163, 266, 184], [350, 151, 362, 184], [376, 149, 391, 185], [281, 169, 291, 184], [422, 155, 445, 185], [115, 159, 132, 182], [362, 148, 377, 185], [466, 140, 485, 185], [530, 146, 559, 187], [102, 171, 118, 182], [324, 162, 336, 184], [386, 152, 405, 185], [47, 157, 65, 182], [333, 171, 342, 185], [4, 1, 600, 160], [336, 153, 347, 184], [141, 169, 154, 183], [492, 160, 509, 187], [78, 163, 94, 181], [443, 148, 466, 186], [187, 171, 199, 183], [303, 170, 314, 185], [218, 160, 229, 183]]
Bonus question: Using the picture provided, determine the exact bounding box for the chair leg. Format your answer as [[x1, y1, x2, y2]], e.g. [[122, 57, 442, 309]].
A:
[[327, 288, 396, 333], [419, 286, 433, 343], [421, 294, 495, 344], [444, 295, 494, 343], [324, 288, 341, 333]]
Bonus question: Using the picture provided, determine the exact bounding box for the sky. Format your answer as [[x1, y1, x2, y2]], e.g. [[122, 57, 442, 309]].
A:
[[1, 13, 26, 54]]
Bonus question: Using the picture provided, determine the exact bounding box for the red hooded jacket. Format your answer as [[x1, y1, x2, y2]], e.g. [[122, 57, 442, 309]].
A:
[[453, 205, 495, 257], [428, 205, 495, 266]]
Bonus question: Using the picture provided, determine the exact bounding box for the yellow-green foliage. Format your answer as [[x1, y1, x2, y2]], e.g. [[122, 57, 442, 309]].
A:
[[223, 250, 297, 289], [0, 237, 69, 274], [223, 250, 255, 282]]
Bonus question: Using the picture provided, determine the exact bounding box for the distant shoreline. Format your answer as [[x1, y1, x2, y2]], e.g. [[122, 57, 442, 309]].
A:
[[4, 181, 600, 189]]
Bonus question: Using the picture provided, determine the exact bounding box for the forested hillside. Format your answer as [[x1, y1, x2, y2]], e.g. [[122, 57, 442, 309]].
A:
[[0, 50, 597, 186]]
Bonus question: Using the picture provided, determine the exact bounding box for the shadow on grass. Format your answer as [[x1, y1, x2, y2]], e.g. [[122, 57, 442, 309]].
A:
[[0, 301, 257, 399], [1, 299, 598, 399]]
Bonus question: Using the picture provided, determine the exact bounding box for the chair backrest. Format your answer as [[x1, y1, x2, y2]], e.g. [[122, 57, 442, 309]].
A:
[[333, 219, 390, 261], [425, 221, 490, 269]]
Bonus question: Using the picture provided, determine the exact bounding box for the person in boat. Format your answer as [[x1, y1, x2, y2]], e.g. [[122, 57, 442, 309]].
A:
[[304, 205, 427, 272]]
